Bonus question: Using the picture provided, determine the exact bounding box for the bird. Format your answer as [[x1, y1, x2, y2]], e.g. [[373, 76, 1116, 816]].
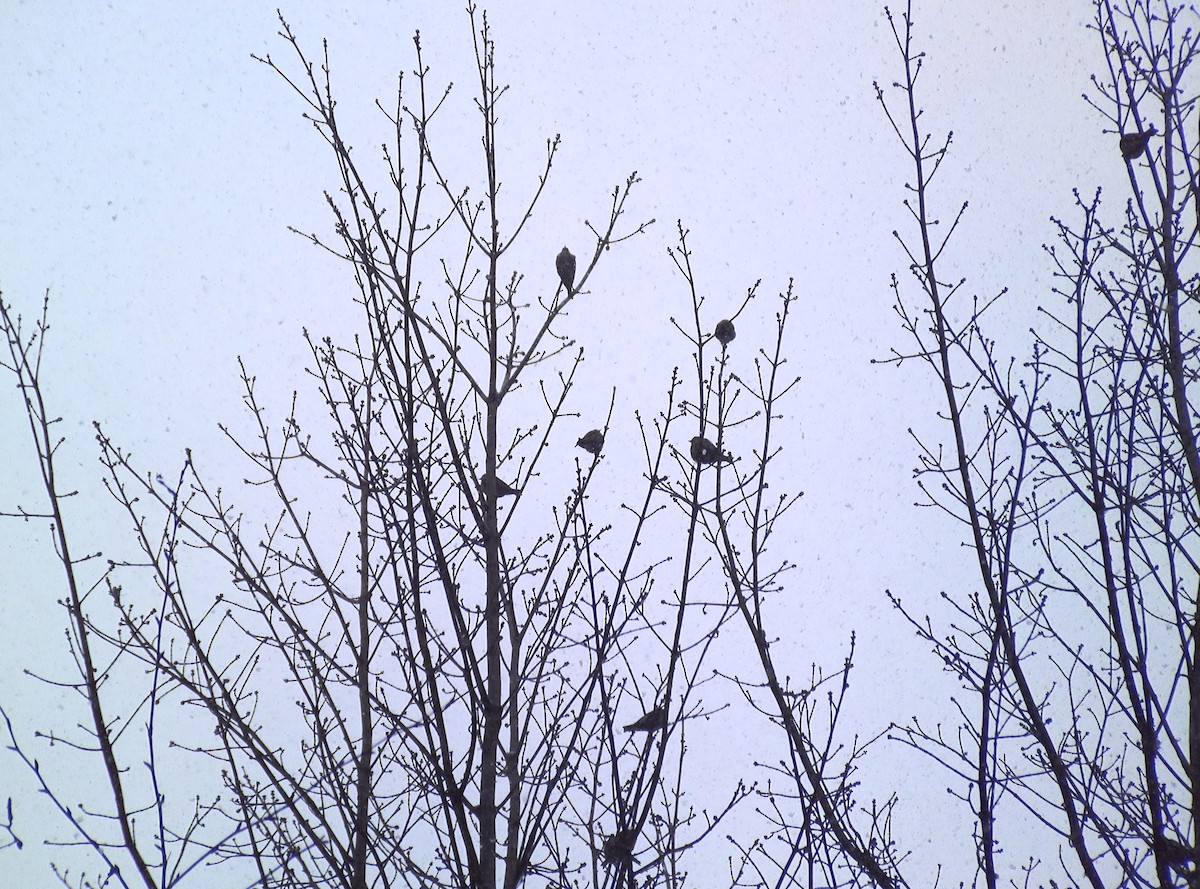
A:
[[1120, 128, 1155, 160], [1157, 836, 1194, 871], [624, 705, 667, 732], [556, 246, 576, 296], [480, 472, 520, 498], [602, 828, 637, 865], [690, 435, 731, 465], [576, 429, 605, 456], [714, 319, 736, 345]]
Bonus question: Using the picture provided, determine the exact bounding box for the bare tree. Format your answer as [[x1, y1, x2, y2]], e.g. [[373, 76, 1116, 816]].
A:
[[30, 2, 1200, 889], [880, 1, 1200, 888], [0, 8, 827, 889]]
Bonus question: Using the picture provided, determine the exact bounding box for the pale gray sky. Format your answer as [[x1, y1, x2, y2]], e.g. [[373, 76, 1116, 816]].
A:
[[0, 2, 1113, 884]]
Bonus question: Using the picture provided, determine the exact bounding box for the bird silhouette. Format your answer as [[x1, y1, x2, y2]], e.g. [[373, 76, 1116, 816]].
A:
[[714, 319, 736, 345], [576, 429, 605, 456], [1120, 128, 1155, 160], [602, 828, 637, 865], [480, 472, 520, 498], [690, 435, 731, 465], [624, 705, 667, 732], [556, 246, 577, 296], [1158, 836, 1194, 872]]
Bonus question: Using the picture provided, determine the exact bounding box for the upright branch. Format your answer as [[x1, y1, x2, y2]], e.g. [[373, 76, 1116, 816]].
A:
[[0, 294, 161, 889], [659, 226, 905, 889]]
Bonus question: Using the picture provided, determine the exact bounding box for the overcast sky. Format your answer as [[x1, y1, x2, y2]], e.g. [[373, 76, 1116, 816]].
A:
[[0, 2, 1119, 884]]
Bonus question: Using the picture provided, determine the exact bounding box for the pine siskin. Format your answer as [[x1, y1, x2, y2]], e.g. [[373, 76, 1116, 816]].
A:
[[576, 429, 605, 456], [1120, 128, 1155, 160], [1158, 836, 1194, 871], [602, 828, 637, 865], [556, 246, 577, 296], [480, 472, 520, 498], [714, 319, 736, 345], [690, 435, 731, 465], [624, 705, 667, 732]]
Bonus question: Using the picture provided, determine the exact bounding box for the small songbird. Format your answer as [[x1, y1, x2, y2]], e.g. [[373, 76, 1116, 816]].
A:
[[480, 472, 520, 498], [690, 435, 731, 465], [602, 828, 637, 865], [624, 705, 667, 732], [576, 428, 605, 456], [714, 319, 736, 345], [556, 246, 577, 296], [1120, 128, 1155, 160], [1158, 836, 1194, 871]]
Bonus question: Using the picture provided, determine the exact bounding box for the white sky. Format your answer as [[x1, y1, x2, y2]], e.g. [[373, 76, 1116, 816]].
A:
[[0, 1, 1120, 885]]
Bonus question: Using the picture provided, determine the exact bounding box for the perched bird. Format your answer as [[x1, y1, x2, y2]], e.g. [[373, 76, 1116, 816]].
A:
[[602, 828, 637, 865], [1120, 128, 1155, 160], [480, 472, 520, 498], [624, 705, 667, 732], [576, 428, 605, 456], [1157, 836, 1194, 872], [690, 435, 731, 465], [714, 319, 736, 345], [556, 246, 577, 296]]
